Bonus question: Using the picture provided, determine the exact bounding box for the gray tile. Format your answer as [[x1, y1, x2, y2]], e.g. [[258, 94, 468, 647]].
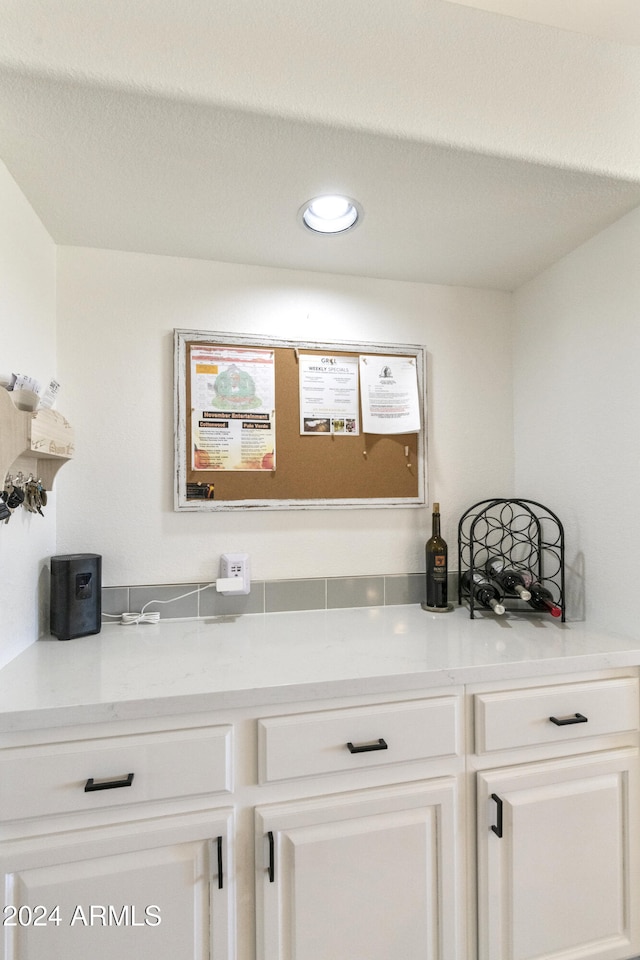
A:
[[101, 586, 129, 621], [327, 576, 384, 609], [265, 579, 326, 613], [129, 583, 200, 620], [199, 581, 265, 617], [385, 574, 424, 606], [107, 572, 452, 620]]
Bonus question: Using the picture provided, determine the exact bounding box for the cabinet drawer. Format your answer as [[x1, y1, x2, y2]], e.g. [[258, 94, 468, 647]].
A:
[[474, 677, 639, 754], [0, 724, 232, 821], [258, 696, 460, 783]]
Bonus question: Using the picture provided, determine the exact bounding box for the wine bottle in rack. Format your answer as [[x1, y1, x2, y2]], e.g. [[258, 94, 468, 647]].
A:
[[461, 570, 505, 615], [520, 571, 562, 617], [424, 502, 449, 611], [485, 558, 532, 601]]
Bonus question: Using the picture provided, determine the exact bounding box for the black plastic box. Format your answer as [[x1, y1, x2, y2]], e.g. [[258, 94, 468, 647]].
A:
[[50, 553, 102, 640]]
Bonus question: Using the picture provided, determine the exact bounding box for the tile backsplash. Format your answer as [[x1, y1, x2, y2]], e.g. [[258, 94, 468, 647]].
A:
[[102, 572, 458, 622]]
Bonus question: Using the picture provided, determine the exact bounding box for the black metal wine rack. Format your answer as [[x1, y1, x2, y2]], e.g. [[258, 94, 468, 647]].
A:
[[457, 498, 565, 620]]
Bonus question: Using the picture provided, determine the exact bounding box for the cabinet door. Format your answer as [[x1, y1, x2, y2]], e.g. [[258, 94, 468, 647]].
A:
[[1, 808, 234, 960], [256, 778, 462, 960], [477, 749, 640, 960]]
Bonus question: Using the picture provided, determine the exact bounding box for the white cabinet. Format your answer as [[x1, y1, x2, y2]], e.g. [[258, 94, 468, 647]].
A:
[[2, 668, 639, 960], [477, 750, 639, 960], [257, 695, 460, 783], [0, 718, 235, 960], [256, 779, 460, 960], [473, 677, 639, 755], [1, 808, 234, 960], [0, 724, 232, 821], [254, 694, 465, 960], [473, 675, 640, 960]]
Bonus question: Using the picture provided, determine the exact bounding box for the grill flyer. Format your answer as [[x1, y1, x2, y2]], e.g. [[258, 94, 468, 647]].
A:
[[299, 354, 360, 435], [190, 345, 276, 471]]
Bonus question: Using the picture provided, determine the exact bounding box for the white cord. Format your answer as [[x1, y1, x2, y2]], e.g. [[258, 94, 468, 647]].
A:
[[120, 611, 161, 625], [103, 582, 216, 626]]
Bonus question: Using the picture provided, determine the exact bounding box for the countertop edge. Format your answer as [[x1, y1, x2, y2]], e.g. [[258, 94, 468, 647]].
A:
[[3, 647, 640, 734]]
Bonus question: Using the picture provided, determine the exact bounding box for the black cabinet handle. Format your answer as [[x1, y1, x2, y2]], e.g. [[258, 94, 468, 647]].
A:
[[549, 713, 588, 726], [84, 772, 134, 792], [216, 837, 224, 890], [491, 793, 503, 838], [267, 831, 275, 883], [217, 836, 224, 890], [346, 738, 388, 754]]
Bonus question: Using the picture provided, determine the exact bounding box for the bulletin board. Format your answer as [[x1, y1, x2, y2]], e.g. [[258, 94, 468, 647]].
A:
[[174, 329, 427, 511]]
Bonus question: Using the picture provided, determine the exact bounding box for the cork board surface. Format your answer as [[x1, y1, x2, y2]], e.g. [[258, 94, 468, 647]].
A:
[[175, 331, 426, 510]]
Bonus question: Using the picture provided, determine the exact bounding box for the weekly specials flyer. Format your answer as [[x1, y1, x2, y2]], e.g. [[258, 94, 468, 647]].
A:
[[299, 354, 360, 435], [190, 345, 276, 471]]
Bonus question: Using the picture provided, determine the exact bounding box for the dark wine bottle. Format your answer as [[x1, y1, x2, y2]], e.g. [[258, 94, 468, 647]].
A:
[[520, 572, 562, 617], [425, 502, 448, 611], [485, 558, 532, 601], [461, 570, 505, 615]]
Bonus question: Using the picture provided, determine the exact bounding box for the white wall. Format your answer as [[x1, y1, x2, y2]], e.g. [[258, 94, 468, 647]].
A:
[[0, 161, 57, 667], [56, 247, 513, 588], [513, 204, 640, 632]]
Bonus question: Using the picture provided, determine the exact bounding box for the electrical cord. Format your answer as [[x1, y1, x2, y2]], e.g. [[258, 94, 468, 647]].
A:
[[119, 611, 161, 625], [102, 582, 216, 625]]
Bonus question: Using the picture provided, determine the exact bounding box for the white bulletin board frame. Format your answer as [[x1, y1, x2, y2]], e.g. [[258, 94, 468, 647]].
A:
[[174, 329, 427, 511]]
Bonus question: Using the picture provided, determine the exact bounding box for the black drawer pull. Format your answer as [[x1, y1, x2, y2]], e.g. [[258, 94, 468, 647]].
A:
[[346, 738, 388, 754], [267, 830, 275, 883], [549, 713, 588, 726], [491, 793, 503, 838], [84, 772, 135, 792], [217, 836, 224, 890]]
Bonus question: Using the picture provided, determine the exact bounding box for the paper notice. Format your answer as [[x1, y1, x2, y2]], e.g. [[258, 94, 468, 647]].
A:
[[299, 355, 360, 435], [359, 356, 420, 434], [190, 345, 276, 471]]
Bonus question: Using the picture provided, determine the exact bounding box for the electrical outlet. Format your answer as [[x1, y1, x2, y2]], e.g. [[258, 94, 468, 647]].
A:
[[218, 553, 251, 595]]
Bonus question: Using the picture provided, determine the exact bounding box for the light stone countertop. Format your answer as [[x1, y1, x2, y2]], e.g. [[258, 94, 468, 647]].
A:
[[1, 605, 640, 732]]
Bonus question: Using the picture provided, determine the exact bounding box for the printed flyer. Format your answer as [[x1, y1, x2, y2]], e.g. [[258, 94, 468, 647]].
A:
[[190, 345, 276, 471], [359, 355, 421, 434], [299, 354, 360, 435]]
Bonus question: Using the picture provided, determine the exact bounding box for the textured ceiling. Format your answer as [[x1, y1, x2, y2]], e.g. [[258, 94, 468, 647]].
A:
[[445, 0, 640, 45], [1, 0, 639, 291]]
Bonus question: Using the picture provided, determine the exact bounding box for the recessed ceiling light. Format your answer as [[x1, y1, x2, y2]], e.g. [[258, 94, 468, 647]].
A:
[[300, 195, 361, 234]]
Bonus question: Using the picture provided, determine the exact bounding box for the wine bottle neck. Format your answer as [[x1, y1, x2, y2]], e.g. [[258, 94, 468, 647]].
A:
[[432, 513, 441, 536]]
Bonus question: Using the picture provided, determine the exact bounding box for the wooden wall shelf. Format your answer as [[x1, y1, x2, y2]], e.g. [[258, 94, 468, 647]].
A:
[[0, 386, 74, 490]]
